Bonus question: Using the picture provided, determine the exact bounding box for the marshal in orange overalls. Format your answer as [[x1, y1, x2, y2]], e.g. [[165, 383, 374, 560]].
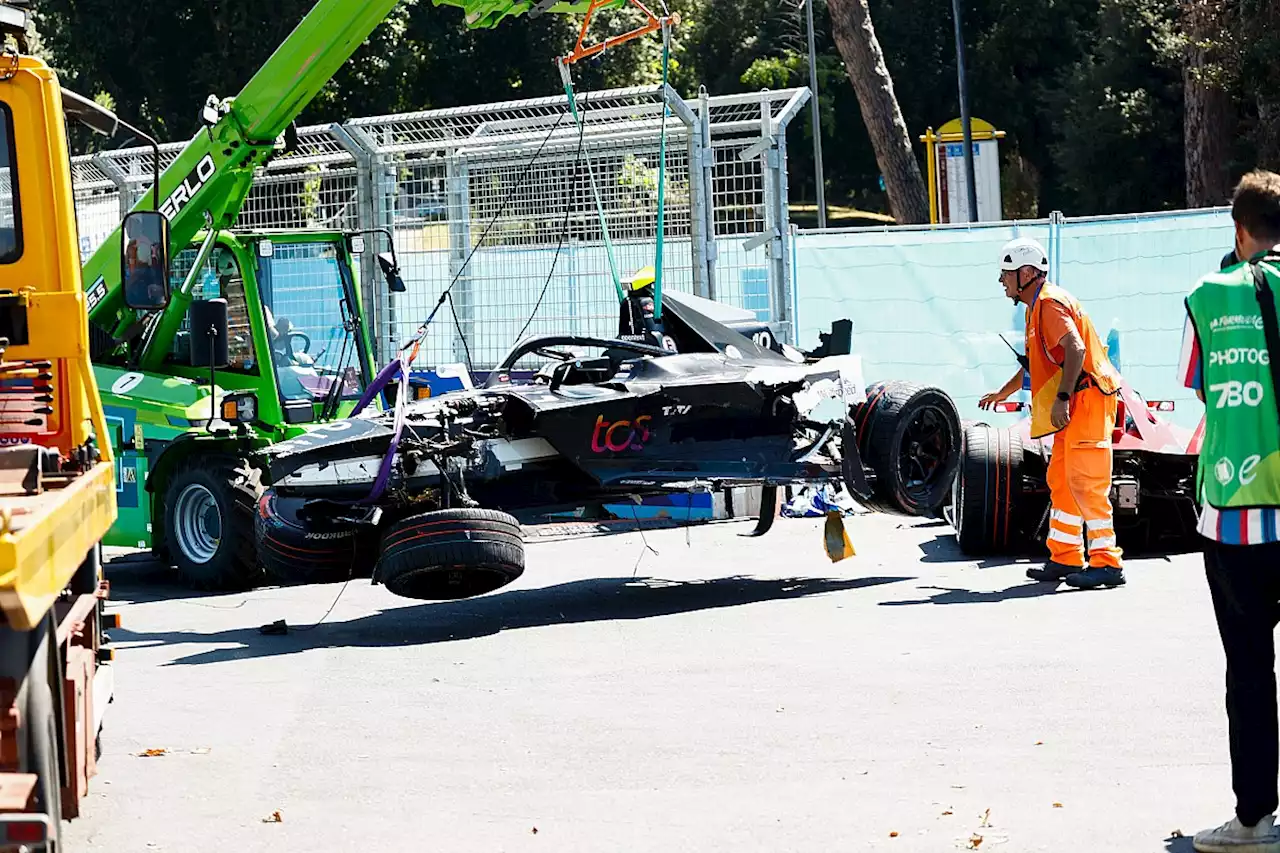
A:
[[1026, 283, 1124, 570]]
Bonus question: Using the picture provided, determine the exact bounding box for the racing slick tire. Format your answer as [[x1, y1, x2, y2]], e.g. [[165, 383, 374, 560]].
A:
[[256, 489, 373, 585], [950, 423, 1027, 555], [376, 509, 525, 601], [162, 458, 261, 591], [852, 381, 962, 517]]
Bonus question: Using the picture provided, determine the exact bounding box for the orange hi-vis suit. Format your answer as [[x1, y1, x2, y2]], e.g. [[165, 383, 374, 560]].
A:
[[1026, 283, 1124, 570]]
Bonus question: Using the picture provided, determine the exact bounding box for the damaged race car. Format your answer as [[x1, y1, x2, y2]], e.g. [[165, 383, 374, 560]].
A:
[[946, 379, 1204, 556], [249, 289, 963, 601]]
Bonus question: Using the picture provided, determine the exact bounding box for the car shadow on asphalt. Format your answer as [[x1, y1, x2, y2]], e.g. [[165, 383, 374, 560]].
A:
[[916, 531, 1200, 569], [879, 581, 1069, 606], [109, 573, 915, 666], [104, 554, 241, 604], [915, 533, 1031, 569]]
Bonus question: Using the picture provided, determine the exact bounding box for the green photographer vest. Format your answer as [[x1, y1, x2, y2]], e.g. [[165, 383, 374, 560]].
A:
[[1185, 252, 1280, 509]]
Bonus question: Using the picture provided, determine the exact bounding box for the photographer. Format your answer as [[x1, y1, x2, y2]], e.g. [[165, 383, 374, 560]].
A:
[[1180, 170, 1280, 853]]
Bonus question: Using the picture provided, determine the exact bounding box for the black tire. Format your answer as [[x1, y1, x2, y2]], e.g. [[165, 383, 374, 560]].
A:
[[951, 424, 1027, 555], [256, 489, 374, 585], [70, 543, 101, 597], [376, 509, 525, 601], [162, 458, 260, 590], [852, 381, 962, 516], [26, 613, 63, 849]]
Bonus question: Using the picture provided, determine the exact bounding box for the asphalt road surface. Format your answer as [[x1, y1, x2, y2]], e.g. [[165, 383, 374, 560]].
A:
[[66, 514, 1225, 852]]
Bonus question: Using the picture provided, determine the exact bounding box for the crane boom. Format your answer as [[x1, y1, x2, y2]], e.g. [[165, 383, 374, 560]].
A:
[[82, 0, 403, 359], [236, 2, 405, 140]]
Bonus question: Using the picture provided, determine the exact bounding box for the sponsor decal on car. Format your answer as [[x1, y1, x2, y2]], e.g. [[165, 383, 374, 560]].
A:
[[591, 415, 653, 453]]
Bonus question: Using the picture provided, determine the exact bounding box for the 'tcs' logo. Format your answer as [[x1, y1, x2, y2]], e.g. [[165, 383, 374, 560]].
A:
[[592, 415, 653, 453]]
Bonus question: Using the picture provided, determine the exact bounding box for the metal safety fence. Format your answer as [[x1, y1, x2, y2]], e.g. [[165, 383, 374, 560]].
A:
[[71, 84, 810, 369]]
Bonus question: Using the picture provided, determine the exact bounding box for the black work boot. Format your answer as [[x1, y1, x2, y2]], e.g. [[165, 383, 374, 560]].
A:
[[1064, 566, 1126, 589], [1025, 561, 1079, 583]]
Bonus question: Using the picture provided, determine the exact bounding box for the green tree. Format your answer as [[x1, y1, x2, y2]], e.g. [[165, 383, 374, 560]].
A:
[[828, 0, 928, 222], [32, 0, 671, 148], [35, 0, 1269, 219], [36, 0, 339, 141], [1049, 0, 1184, 214]]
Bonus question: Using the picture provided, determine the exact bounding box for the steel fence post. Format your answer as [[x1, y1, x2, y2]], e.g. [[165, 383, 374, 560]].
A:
[[1049, 209, 1064, 285], [445, 133, 473, 368], [700, 87, 718, 301], [332, 122, 396, 363], [757, 92, 791, 341], [91, 153, 134, 222], [772, 88, 811, 345]]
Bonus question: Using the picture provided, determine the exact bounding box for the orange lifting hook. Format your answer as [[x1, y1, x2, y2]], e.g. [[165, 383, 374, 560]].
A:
[[560, 0, 679, 66]]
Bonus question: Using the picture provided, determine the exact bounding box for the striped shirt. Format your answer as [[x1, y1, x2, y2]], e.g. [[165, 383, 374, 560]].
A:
[[1178, 314, 1280, 544]]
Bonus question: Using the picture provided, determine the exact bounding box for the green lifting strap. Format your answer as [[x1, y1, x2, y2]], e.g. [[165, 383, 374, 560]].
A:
[[652, 19, 671, 319], [559, 65, 625, 303]]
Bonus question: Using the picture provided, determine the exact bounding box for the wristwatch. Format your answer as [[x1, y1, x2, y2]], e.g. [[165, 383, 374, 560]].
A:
[[1056, 391, 1071, 402]]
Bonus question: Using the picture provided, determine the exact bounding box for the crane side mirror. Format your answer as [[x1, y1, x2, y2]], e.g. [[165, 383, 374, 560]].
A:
[[189, 298, 229, 369], [121, 211, 172, 311], [377, 251, 406, 293]]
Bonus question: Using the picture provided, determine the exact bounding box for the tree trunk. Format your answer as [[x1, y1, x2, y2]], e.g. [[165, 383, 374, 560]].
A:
[[1256, 97, 1280, 172], [828, 0, 930, 224], [1234, 0, 1280, 172], [1182, 0, 1234, 207]]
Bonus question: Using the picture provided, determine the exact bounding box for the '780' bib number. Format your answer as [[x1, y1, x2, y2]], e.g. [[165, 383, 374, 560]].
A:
[[1210, 380, 1267, 409]]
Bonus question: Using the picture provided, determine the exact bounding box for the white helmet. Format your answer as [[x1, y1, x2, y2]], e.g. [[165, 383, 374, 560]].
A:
[[999, 237, 1049, 273]]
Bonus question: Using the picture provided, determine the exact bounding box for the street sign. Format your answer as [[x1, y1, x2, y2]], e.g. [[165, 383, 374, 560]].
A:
[[920, 118, 1005, 224]]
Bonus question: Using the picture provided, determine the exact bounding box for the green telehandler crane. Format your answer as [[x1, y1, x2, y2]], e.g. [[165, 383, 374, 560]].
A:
[[79, 0, 621, 591]]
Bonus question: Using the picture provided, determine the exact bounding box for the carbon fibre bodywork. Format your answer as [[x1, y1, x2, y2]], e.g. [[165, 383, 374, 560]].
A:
[[254, 291, 956, 522]]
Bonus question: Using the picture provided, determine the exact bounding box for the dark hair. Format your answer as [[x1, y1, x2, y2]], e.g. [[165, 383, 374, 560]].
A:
[[1231, 170, 1280, 243]]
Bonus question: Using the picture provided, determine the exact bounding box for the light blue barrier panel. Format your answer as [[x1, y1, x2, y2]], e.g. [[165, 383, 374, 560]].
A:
[[793, 209, 1234, 429], [793, 221, 1051, 425], [1055, 209, 1233, 427]]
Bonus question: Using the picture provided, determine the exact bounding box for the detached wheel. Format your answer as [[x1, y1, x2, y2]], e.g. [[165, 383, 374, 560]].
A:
[[163, 459, 259, 590], [256, 489, 373, 585], [376, 509, 525, 601], [853, 381, 961, 516], [951, 424, 1027, 555]]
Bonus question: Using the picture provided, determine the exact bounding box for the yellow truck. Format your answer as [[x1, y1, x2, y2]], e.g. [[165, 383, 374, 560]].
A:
[[0, 4, 171, 849]]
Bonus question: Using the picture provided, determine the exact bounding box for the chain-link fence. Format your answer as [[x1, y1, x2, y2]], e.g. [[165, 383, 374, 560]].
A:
[[71, 84, 810, 368]]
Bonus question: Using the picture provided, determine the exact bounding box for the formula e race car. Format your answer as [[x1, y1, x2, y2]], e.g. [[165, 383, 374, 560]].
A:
[[945, 380, 1204, 556], [249, 290, 962, 601]]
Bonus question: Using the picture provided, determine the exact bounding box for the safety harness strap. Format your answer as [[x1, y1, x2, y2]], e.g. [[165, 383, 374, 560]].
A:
[[558, 67, 624, 302], [652, 18, 671, 319], [1252, 253, 1280, 426]]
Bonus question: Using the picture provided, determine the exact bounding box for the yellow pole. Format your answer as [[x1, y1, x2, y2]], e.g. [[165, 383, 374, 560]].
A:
[[923, 127, 938, 225]]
